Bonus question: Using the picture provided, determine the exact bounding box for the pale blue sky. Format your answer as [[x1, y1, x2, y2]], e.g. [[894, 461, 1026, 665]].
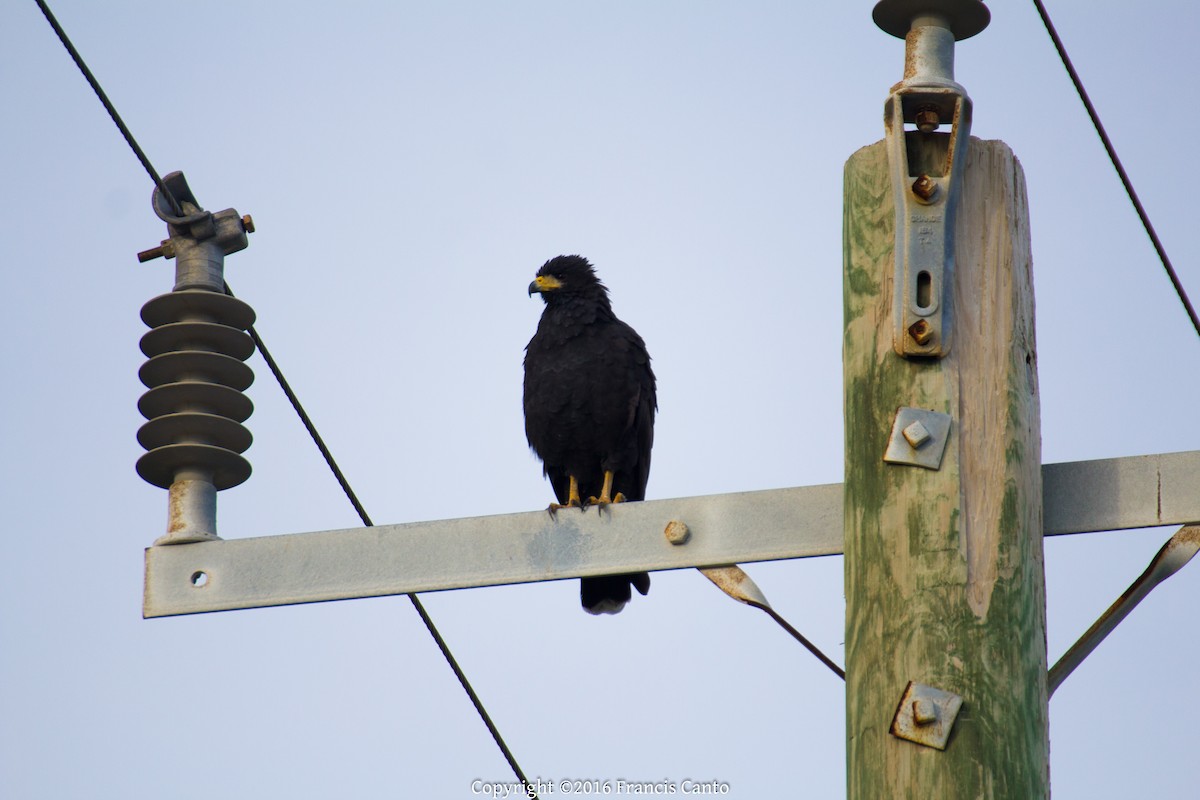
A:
[[2, 2, 1198, 797]]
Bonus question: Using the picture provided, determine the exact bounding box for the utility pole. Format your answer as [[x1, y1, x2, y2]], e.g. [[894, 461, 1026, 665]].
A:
[[843, 2, 1050, 797], [125, 4, 1200, 796]]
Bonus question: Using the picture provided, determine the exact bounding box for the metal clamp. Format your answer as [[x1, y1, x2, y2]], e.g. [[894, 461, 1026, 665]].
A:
[[144, 171, 252, 292], [875, 0, 989, 357]]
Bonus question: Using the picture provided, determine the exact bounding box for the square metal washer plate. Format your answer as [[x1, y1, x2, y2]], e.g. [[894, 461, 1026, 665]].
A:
[[883, 407, 952, 470], [890, 681, 963, 750]]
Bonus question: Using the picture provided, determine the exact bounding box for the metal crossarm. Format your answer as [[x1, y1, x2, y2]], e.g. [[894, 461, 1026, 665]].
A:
[[144, 450, 1200, 617]]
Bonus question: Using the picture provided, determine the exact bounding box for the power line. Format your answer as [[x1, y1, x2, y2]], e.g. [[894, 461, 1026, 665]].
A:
[[33, 0, 182, 216], [1033, 0, 1200, 340], [227, 282, 537, 792], [33, 2, 535, 791]]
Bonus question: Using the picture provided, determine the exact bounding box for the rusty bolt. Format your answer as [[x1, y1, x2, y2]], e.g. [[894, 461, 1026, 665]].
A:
[[242, 214, 256, 234], [911, 174, 938, 202], [664, 520, 691, 545], [915, 107, 940, 133], [137, 239, 176, 263], [908, 319, 934, 346]]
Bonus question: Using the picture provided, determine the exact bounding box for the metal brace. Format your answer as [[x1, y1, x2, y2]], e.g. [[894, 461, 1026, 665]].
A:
[[875, 0, 989, 357]]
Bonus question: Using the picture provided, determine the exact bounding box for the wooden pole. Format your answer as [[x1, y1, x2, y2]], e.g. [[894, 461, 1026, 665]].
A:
[[842, 137, 1049, 797]]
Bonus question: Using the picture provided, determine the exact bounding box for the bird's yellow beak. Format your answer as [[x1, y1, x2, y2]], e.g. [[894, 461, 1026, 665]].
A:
[[528, 275, 562, 295]]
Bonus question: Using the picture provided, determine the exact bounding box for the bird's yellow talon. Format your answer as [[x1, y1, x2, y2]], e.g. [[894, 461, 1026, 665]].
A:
[[548, 475, 586, 517], [524, 255, 656, 613], [586, 473, 627, 513]]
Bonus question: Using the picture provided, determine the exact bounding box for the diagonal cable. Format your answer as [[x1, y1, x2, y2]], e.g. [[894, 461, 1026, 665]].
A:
[[34, 1, 535, 791], [34, 0, 182, 216], [226, 283, 536, 792], [1033, 0, 1200, 339]]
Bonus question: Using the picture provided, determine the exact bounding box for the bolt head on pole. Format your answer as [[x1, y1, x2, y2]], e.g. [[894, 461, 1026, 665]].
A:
[[873, 0, 990, 40], [890, 682, 963, 750]]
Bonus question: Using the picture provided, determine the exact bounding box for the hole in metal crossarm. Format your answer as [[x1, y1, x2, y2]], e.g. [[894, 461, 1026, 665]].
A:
[[190, 571, 209, 588]]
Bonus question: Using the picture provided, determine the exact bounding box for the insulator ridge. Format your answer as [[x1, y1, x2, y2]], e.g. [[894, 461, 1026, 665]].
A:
[[137, 289, 256, 491]]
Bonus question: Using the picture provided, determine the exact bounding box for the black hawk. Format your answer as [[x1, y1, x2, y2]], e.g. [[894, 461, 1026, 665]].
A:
[[524, 255, 656, 615]]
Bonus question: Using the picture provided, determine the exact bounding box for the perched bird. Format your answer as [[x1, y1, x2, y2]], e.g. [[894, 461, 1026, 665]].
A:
[[524, 255, 656, 615]]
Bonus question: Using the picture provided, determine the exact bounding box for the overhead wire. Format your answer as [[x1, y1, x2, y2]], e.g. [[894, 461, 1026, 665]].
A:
[[1032, 0, 1200, 340], [226, 282, 537, 792], [33, 2, 536, 793], [33, 0, 182, 217]]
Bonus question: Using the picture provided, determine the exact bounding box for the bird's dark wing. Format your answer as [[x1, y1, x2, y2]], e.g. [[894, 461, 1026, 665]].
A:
[[523, 256, 656, 614], [600, 321, 655, 502]]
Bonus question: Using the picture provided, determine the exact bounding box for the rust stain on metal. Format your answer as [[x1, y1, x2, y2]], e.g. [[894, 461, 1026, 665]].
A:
[[911, 174, 938, 201], [167, 480, 190, 534], [1157, 467, 1162, 521], [903, 29, 919, 79], [914, 106, 941, 133], [700, 565, 761, 605], [137, 239, 176, 263], [1177, 526, 1200, 547], [664, 519, 690, 545], [907, 318, 933, 345]]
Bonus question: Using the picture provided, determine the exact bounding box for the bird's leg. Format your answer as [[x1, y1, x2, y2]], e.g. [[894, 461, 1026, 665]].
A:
[[548, 475, 585, 517], [587, 469, 626, 512]]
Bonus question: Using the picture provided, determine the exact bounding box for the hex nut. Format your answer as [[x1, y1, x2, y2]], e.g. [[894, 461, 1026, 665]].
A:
[[664, 520, 690, 545], [915, 107, 941, 133]]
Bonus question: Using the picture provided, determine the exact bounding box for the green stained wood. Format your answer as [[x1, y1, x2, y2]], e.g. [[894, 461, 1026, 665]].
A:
[[843, 138, 1048, 798]]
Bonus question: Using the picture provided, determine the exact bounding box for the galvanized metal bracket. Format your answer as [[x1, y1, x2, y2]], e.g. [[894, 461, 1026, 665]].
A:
[[142, 450, 1200, 617], [1048, 525, 1200, 697], [877, 2, 988, 358], [884, 407, 952, 469], [890, 680, 963, 750]]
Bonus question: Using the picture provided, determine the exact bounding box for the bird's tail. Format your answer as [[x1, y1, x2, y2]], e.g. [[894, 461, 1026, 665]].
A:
[[581, 572, 651, 615]]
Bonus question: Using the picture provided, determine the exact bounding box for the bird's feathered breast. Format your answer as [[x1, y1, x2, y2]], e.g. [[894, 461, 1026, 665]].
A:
[[522, 255, 656, 614], [523, 290, 656, 500]]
